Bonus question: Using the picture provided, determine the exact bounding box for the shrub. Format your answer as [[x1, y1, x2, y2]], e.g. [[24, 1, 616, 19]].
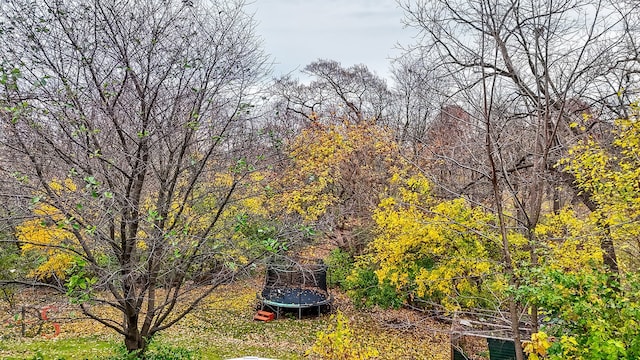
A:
[[325, 248, 354, 288], [344, 256, 406, 309], [518, 268, 640, 359], [107, 339, 197, 360]]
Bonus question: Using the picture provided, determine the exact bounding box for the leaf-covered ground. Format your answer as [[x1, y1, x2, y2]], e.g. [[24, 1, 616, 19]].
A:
[[0, 279, 450, 359]]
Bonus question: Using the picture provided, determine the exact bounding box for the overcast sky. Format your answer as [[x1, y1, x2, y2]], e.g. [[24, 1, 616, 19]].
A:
[[247, 0, 415, 81]]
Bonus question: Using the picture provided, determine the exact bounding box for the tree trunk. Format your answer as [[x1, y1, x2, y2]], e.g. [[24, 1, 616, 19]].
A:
[[484, 106, 525, 360], [599, 224, 619, 275], [125, 314, 146, 354], [481, 33, 524, 359]]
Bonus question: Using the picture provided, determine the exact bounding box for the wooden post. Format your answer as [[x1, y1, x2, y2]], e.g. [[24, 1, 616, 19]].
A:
[[21, 306, 25, 337]]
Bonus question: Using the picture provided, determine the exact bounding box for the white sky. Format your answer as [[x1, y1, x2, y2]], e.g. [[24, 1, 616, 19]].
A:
[[247, 0, 415, 81]]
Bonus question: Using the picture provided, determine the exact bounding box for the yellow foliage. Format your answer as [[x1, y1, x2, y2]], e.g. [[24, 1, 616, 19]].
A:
[[533, 208, 602, 272], [136, 239, 148, 251], [273, 119, 402, 224], [213, 172, 234, 187], [18, 218, 68, 250], [28, 252, 75, 280], [559, 335, 579, 357], [48, 178, 77, 193], [523, 331, 552, 360], [369, 174, 500, 310], [16, 178, 78, 280], [306, 311, 379, 360], [560, 102, 640, 269]]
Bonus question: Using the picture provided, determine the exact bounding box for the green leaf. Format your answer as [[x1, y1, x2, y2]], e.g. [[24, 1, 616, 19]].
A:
[[83, 176, 98, 186]]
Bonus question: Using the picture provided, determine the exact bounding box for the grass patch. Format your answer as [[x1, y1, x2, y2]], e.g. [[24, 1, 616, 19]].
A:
[[0, 335, 118, 359]]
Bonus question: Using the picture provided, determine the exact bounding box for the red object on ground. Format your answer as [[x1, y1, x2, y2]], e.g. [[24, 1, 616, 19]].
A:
[[40, 305, 61, 338], [253, 310, 275, 322]]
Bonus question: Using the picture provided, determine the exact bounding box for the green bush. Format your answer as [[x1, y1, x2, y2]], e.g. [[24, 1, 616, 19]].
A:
[[344, 258, 405, 309], [145, 343, 196, 360], [107, 340, 197, 360], [325, 248, 354, 288], [518, 268, 640, 359], [27, 351, 45, 360]]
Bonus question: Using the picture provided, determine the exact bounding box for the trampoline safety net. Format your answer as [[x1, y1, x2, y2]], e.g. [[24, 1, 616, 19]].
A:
[[258, 258, 332, 318], [264, 261, 328, 292]]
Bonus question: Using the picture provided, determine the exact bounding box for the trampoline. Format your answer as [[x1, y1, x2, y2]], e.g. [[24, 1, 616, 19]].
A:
[[257, 258, 332, 319]]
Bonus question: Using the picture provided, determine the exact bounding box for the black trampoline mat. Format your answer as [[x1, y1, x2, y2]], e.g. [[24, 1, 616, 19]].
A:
[[262, 287, 328, 305]]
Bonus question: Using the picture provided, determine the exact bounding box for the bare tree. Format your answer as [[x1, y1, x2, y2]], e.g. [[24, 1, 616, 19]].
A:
[[389, 54, 445, 148], [272, 59, 393, 126], [0, 0, 268, 353]]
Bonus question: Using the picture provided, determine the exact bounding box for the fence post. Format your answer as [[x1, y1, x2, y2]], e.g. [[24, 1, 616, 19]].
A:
[[21, 305, 26, 337]]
